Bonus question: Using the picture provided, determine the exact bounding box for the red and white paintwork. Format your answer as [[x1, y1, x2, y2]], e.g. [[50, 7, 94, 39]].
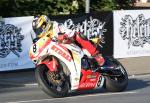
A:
[[29, 36, 104, 91]]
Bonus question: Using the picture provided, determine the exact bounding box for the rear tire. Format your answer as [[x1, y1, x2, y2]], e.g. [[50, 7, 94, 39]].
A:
[[104, 57, 128, 92], [35, 64, 69, 97]]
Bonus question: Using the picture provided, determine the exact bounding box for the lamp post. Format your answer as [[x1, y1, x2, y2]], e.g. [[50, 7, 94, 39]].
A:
[[85, 0, 90, 13]]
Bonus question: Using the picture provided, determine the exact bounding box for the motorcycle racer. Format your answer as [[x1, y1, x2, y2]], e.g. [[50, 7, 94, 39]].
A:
[[32, 15, 105, 71]]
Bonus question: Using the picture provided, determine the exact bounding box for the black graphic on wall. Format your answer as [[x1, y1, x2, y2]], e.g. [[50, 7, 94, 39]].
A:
[[120, 14, 150, 49], [0, 21, 24, 58], [61, 16, 106, 47], [49, 11, 113, 56]]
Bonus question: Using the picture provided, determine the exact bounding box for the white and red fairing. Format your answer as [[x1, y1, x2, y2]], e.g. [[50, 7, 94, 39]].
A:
[[29, 36, 104, 91]]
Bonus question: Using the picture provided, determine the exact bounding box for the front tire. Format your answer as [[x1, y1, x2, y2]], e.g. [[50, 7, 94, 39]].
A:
[[104, 57, 128, 92], [35, 64, 69, 97]]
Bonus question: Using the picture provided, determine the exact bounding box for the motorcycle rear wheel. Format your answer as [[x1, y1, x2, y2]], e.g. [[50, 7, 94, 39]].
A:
[[35, 64, 69, 97], [104, 57, 128, 92]]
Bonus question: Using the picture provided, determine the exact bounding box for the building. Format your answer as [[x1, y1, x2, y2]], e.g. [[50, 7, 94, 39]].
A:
[[134, 0, 150, 8]]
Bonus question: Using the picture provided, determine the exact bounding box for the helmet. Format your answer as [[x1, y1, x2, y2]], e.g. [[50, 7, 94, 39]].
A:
[[32, 15, 52, 38]]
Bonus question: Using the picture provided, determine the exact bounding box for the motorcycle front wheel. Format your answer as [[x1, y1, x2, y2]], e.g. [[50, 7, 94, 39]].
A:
[[35, 64, 69, 98], [103, 57, 128, 92]]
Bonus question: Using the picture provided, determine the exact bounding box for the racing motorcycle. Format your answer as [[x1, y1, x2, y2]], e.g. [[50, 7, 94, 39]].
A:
[[29, 34, 128, 98]]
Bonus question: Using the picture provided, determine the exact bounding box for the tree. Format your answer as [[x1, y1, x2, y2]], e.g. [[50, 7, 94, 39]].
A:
[[0, 0, 79, 17], [90, 0, 133, 12], [0, 0, 134, 17]]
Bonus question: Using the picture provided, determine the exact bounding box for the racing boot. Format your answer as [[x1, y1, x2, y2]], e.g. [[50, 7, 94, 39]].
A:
[[92, 51, 105, 72]]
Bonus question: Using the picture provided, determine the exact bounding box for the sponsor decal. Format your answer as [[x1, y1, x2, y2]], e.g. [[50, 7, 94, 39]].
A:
[[86, 75, 97, 79], [51, 45, 72, 62], [120, 14, 150, 49], [0, 62, 18, 68], [0, 21, 24, 58], [75, 77, 80, 81], [79, 82, 96, 88]]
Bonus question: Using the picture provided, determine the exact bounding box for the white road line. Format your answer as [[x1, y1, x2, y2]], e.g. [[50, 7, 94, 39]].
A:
[[24, 83, 38, 86], [7, 91, 137, 103], [129, 74, 150, 79]]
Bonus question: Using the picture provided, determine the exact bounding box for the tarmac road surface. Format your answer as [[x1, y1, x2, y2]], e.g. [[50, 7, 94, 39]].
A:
[[0, 74, 150, 103], [0, 56, 150, 103]]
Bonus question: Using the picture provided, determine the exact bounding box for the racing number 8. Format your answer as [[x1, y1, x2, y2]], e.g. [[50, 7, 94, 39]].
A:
[[33, 44, 37, 53], [97, 76, 102, 87]]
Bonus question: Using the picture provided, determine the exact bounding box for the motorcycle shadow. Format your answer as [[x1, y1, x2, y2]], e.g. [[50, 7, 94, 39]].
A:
[[69, 88, 106, 97], [126, 78, 150, 91], [69, 78, 150, 97]]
